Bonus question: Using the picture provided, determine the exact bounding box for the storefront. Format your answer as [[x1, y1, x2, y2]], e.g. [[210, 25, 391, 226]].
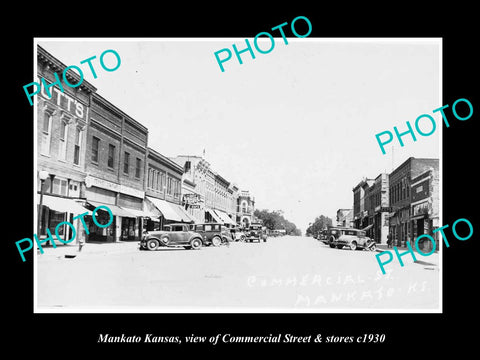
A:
[[37, 194, 90, 245], [205, 207, 222, 223], [411, 200, 436, 251], [118, 193, 144, 240], [145, 196, 195, 229], [84, 175, 151, 242]]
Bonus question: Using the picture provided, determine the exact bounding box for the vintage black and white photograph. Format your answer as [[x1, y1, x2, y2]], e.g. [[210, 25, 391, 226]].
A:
[[32, 38, 442, 312]]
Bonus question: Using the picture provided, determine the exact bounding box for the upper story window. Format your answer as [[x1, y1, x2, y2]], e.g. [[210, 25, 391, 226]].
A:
[[123, 152, 130, 174], [73, 127, 82, 165], [135, 158, 142, 178], [58, 121, 68, 161], [108, 144, 115, 168], [41, 112, 53, 156], [91, 137, 100, 163]]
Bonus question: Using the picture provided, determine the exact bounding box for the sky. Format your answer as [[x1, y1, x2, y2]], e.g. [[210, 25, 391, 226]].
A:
[[36, 38, 441, 232]]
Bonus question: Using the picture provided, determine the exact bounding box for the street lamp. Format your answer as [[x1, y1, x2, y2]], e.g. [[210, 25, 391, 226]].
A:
[[37, 170, 49, 237]]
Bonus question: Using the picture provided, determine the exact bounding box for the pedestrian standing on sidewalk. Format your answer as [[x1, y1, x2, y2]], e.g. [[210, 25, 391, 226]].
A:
[[387, 233, 392, 248]]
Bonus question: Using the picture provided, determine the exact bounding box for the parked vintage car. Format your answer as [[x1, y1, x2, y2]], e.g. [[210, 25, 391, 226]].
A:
[[332, 228, 376, 251], [321, 227, 350, 247], [140, 223, 203, 250], [221, 225, 234, 243], [233, 227, 246, 242], [246, 223, 267, 242], [189, 223, 230, 246], [317, 229, 328, 242]]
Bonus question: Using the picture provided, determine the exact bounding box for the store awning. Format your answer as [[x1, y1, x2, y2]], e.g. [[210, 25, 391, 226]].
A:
[[206, 208, 223, 223], [38, 194, 89, 214], [123, 208, 157, 218], [86, 200, 136, 218], [146, 196, 182, 222], [362, 224, 373, 231], [172, 205, 196, 223], [411, 214, 428, 221], [215, 209, 236, 225]]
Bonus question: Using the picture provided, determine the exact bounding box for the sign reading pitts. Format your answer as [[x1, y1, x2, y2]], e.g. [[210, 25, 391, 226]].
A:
[[37, 77, 86, 120]]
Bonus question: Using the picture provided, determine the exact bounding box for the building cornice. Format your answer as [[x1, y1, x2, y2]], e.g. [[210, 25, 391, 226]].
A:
[[37, 45, 97, 94]]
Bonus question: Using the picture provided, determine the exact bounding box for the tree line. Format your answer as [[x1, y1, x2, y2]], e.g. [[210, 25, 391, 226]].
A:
[[253, 209, 302, 236]]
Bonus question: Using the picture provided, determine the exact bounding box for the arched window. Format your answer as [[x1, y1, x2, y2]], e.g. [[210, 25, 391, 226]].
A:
[[241, 200, 248, 213]]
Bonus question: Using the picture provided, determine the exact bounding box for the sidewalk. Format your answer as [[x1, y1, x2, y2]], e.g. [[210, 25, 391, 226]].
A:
[[36, 240, 140, 259], [375, 243, 440, 267]]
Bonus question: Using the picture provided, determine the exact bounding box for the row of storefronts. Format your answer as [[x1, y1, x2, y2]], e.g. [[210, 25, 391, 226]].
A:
[[336, 157, 439, 248], [36, 45, 256, 245]]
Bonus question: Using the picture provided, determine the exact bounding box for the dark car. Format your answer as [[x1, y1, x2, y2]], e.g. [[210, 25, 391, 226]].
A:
[[221, 225, 234, 243], [246, 223, 266, 242], [140, 223, 203, 250], [189, 223, 228, 247], [322, 227, 351, 248], [317, 229, 328, 242]]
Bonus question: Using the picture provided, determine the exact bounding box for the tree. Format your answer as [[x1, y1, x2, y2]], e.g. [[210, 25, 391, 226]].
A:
[[253, 209, 301, 236], [305, 215, 333, 236]]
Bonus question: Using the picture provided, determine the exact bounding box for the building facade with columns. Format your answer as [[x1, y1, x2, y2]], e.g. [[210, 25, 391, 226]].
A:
[[36, 45, 96, 246], [171, 155, 239, 226], [170, 155, 210, 223]]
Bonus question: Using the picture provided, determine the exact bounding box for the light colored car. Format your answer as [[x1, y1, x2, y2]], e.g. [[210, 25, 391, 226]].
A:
[[333, 228, 376, 251], [234, 230, 246, 242]]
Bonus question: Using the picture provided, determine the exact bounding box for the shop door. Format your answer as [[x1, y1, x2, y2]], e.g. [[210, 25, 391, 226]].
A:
[[122, 218, 136, 240]]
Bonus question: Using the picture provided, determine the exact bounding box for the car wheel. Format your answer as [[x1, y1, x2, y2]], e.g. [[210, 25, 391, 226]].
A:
[[211, 236, 222, 247], [190, 238, 202, 250], [350, 241, 357, 250], [336, 245, 343, 249], [160, 236, 169, 246], [240, 235, 245, 242], [329, 236, 336, 248], [146, 238, 159, 251], [369, 243, 376, 251]]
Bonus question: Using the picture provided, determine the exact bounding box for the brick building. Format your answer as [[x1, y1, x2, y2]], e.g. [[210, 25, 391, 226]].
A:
[[144, 147, 193, 230], [352, 178, 374, 230], [36, 45, 96, 245], [388, 157, 439, 246], [84, 93, 150, 242], [410, 165, 440, 250], [366, 173, 390, 244]]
